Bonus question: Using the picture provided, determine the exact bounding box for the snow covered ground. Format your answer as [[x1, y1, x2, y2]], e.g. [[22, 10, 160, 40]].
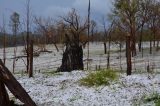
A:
[[9, 71, 160, 106], [1, 42, 160, 106]]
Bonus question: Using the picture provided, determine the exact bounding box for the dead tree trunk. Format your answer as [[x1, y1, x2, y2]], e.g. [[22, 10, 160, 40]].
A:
[[150, 39, 152, 54], [0, 59, 37, 106], [58, 34, 84, 72], [126, 35, 132, 75], [104, 42, 107, 54], [107, 35, 111, 69], [58, 43, 84, 72], [29, 40, 33, 78], [0, 81, 10, 106]]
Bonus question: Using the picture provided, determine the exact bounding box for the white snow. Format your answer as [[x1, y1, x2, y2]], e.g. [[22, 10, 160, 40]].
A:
[[9, 71, 160, 106], [1, 42, 160, 106]]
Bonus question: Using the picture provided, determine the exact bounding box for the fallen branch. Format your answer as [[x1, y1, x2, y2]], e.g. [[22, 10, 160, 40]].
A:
[[0, 59, 37, 106]]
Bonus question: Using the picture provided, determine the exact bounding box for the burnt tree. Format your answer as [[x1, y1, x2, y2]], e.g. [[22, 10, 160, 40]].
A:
[[58, 34, 83, 72], [58, 9, 88, 72]]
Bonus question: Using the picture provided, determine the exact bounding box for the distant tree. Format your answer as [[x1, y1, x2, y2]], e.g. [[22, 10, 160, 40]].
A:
[[90, 20, 96, 42], [102, 16, 107, 54], [87, 0, 91, 70], [26, 0, 30, 74], [107, 21, 114, 69], [10, 12, 20, 73], [146, 0, 160, 53], [1, 15, 7, 65], [138, 0, 152, 54], [112, 0, 140, 75], [34, 17, 59, 52], [25, 0, 33, 78]]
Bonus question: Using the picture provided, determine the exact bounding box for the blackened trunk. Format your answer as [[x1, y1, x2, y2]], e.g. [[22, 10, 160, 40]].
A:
[[29, 40, 33, 78], [58, 44, 84, 72], [139, 25, 143, 52], [126, 36, 132, 75], [104, 42, 107, 54], [150, 40, 152, 54], [107, 36, 111, 69], [0, 81, 10, 106]]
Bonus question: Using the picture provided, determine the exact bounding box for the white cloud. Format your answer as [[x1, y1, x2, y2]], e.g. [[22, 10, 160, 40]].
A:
[[44, 6, 70, 18], [43, 0, 113, 19]]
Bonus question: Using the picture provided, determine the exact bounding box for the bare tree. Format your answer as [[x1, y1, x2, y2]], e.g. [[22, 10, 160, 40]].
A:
[[107, 21, 114, 69], [102, 16, 107, 54], [26, 0, 30, 74], [2, 15, 6, 65], [87, 0, 91, 70], [10, 12, 20, 73], [34, 17, 59, 52], [147, 0, 160, 53], [90, 20, 96, 42], [25, 0, 33, 77], [138, 0, 152, 55], [112, 0, 141, 75], [58, 8, 88, 72]]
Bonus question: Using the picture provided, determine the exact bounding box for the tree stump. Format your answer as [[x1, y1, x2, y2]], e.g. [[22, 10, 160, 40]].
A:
[[58, 43, 84, 72]]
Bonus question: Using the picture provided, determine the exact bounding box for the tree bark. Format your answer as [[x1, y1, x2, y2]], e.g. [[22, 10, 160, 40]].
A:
[[0, 59, 37, 106], [58, 43, 84, 72], [126, 36, 132, 75], [138, 25, 144, 52], [0, 80, 10, 106], [104, 42, 107, 54], [150, 39, 152, 54], [107, 35, 111, 69], [29, 40, 33, 78]]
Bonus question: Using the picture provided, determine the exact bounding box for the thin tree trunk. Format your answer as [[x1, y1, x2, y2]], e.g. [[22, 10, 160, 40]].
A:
[[2, 15, 6, 65], [87, 0, 90, 70], [107, 35, 111, 69], [13, 24, 17, 74], [53, 43, 59, 52], [104, 42, 107, 54], [150, 39, 152, 54], [126, 35, 132, 75], [29, 40, 33, 78], [26, 0, 30, 73], [131, 21, 136, 57], [142, 40, 144, 58], [153, 32, 156, 47], [139, 25, 144, 52]]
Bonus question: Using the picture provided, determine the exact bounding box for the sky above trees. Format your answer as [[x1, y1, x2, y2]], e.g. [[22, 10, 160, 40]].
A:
[[0, 0, 113, 28]]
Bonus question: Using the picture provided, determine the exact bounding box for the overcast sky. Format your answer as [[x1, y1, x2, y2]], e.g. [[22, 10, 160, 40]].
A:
[[0, 0, 113, 30]]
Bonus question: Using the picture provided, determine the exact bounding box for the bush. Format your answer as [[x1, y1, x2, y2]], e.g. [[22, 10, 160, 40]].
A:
[[144, 92, 160, 106], [80, 69, 118, 87]]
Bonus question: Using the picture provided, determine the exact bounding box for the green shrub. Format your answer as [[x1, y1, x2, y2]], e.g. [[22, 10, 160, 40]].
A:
[[155, 100, 160, 106], [80, 69, 118, 87], [144, 92, 160, 106]]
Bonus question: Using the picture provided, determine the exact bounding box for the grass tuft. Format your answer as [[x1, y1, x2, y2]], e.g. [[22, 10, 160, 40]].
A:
[[80, 69, 118, 87], [144, 92, 160, 106]]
